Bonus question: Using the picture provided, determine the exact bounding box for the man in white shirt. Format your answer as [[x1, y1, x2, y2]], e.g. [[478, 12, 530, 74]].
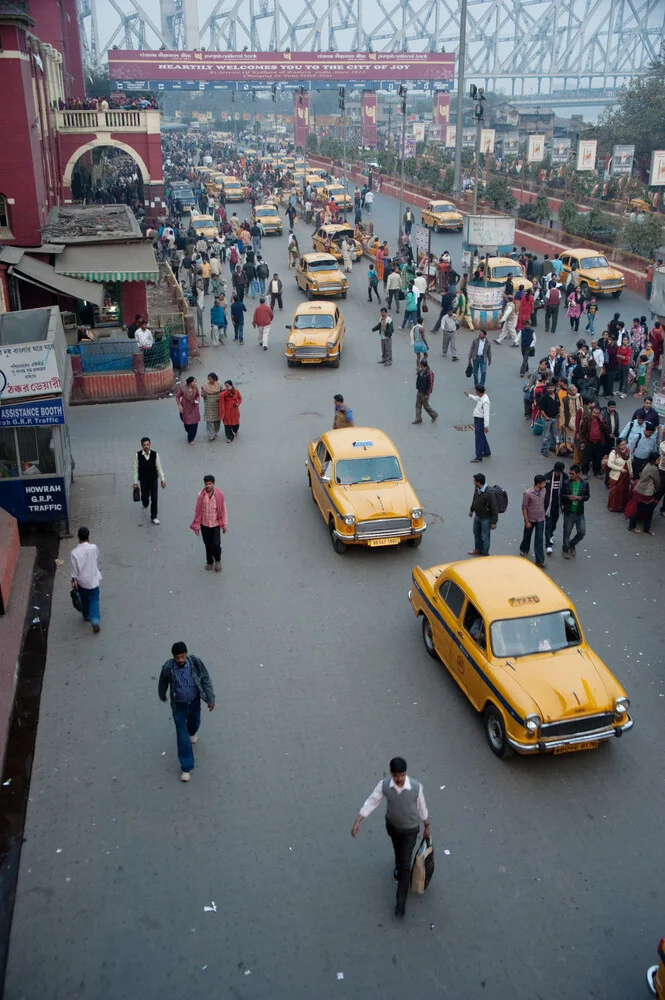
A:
[[70, 526, 102, 633], [465, 384, 491, 463], [351, 756, 430, 919], [135, 320, 154, 350], [441, 309, 459, 361], [413, 271, 427, 320], [209, 254, 221, 278], [591, 339, 605, 369], [364, 189, 374, 214]]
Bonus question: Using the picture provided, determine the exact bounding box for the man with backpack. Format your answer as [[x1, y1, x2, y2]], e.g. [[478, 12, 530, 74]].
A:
[[413, 361, 438, 424], [468, 473, 499, 555], [544, 281, 561, 333], [367, 263, 381, 303]]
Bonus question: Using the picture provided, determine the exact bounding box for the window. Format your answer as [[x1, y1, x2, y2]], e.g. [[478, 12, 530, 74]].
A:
[[0, 194, 11, 233], [15, 427, 56, 476], [0, 429, 20, 478], [439, 579, 465, 619], [334, 455, 402, 486], [490, 610, 582, 658], [316, 440, 327, 465], [463, 601, 486, 650]]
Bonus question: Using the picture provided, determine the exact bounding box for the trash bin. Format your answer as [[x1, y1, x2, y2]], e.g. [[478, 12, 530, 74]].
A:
[[170, 333, 189, 370]]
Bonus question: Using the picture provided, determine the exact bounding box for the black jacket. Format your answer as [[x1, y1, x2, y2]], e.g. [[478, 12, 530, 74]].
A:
[[544, 470, 568, 514], [470, 486, 499, 524], [158, 655, 215, 709], [560, 478, 591, 513]]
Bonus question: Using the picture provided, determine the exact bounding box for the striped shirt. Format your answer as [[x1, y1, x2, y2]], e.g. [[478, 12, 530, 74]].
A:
[[172, 658, 198, 704], [201, 491, 220, 528]]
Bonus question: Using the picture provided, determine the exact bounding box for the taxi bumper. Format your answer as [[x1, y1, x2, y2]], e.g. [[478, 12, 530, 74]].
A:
[[506, 716, 633, 753]]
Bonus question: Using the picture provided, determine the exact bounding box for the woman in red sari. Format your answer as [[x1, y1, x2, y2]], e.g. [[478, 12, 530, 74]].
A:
[[606, 438, 632, 512]]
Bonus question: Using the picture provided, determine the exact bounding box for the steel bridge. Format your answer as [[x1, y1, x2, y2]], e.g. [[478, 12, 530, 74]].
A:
[[78, 0, 665, 104]]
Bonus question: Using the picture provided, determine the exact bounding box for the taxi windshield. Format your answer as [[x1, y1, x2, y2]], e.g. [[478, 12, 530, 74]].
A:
[[334, 455, 403, 485], [196, 220, 215, 229], [308, 259, 337, 272], [434, 204, 455, 213], [490, 264, 518, 278], [579, 255, 609, 269], [490, 610, 582, 658], [256, 207, 276, 217], [293, 313, 335, 329]]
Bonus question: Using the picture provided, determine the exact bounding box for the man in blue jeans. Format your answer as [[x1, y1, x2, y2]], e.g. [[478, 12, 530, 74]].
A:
[[520, 475, 547, 567], [70, 525, 102, 634], [560, 465, 590, 558], [468, 473, 498, 555], [538, 382, 560, 457], [158, 641, 215, 782], [467, 329, 492, 384]]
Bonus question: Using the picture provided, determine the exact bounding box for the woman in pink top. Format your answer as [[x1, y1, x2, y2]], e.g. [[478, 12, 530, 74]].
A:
[[175, 376, 201, 444]]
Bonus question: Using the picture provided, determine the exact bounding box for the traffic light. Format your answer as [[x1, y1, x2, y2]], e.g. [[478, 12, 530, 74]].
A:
[[251, 88, 256, 102], [398, 84, 407, 114], [338, 85, 345, 112], [271, 84, 276, 102]]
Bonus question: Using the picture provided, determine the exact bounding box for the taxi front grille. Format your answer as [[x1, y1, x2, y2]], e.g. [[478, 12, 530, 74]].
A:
[[294, 346, 328, 359], [356, 517, 412, 536], [539, 713, 614, 739], [598, 279, 622, 288]]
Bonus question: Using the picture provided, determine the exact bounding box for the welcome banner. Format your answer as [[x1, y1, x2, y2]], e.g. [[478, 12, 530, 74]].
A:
[[294, 92, 310, 148], [432, 92, 451, 142]]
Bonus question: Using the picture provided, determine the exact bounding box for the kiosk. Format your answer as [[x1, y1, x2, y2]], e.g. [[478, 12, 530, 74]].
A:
[[463, 215, 516, 330]]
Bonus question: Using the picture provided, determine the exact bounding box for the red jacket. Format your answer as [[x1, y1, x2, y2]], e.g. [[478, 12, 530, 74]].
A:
[[190, 487, 227, 532], [252, 303, 274, 327], [616, 345, 632, 367], [219, 388, 242, 425]]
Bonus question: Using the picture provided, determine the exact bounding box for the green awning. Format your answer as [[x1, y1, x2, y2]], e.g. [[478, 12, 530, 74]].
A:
[[55, 243, 159, 282]]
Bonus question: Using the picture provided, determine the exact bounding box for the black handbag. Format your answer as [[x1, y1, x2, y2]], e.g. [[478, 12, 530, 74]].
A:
[[421, 303, 428, 313], [529, 346, 535, 357], [398, 289, 406, 301], [465, 363, 473, 378], [133, 485, 141, 502], [70, 587, 83, 613]]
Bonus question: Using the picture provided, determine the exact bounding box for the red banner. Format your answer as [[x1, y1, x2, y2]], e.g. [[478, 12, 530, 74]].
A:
[[362, 92, 377, 147], [432, 92, 451, 142], [294, 92, 310, 148], [108, 50, 455, 83]]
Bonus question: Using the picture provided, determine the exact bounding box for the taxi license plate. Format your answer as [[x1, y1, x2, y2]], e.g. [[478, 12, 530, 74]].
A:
[[367, 537, 401, 547], [300, 359, 321, 364], [554, 740, 599, 754]]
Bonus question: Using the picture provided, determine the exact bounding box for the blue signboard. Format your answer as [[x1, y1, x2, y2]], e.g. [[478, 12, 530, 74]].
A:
[[0, 399, 65, 427], [113, 80, 450, 94], [0, 477, 67, 524]]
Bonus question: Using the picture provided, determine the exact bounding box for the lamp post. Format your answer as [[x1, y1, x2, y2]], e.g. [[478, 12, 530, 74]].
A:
[[339, 86, 347, 219], [452, 0, 468, 195], [470, 85, 485, 214], [397, 84, 407, 250]]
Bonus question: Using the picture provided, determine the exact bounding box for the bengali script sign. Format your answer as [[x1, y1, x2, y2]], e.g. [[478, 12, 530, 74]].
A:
[[0, 344, 62, 401]]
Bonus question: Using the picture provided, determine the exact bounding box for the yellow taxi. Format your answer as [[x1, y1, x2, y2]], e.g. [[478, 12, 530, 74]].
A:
[[307, 176, 329, 197], [312, 224, 362, 261], [221, 176, 245, 201], [409, 555, 632, 757], [481, 256, 527, 286], [295, 253, 348, 300], [421, 200, 464, 232], [307, 166, 326, 177], [321, 183, 353, 209], [286, 301, 345, 369], [647, 936, 665, 997], [252, 204, 283, 235], [307, 428, 426, 554], [189, 211, 219, 241], [629, 197, 651, 213], [560, 248, 625, 298]]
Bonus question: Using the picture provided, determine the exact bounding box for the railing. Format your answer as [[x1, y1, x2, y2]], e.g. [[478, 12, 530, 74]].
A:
[[55, 110, 150, 131]]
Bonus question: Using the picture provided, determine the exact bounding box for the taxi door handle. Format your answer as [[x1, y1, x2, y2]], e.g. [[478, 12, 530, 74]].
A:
[[457, 630, 464, 638]]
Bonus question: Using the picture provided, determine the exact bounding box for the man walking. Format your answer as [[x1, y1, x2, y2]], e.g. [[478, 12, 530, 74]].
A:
[[468, 329, 491, 384], [543, 460, 566, 554], [252, 296, 274, 351], [190, 474, 228, 572], [333, 394, 354, 428], [495, 296, 518, 345], [158, 641, 215, 782], [351, 756, 430, 919], [372, 307, 394, 366], [468, 473, 498, 555], [364, 188, 374, 214], [519, 325, 536, 376], [465, 384, 491, 463], [544, 281, 561, 333], [413, 361, 438, 424], [70, 526, 102, 633], [440, 308, 459, 361], [561, 464, 590, 559], [386, 266, 402, 313], [520, 474, 547, 567], [269, 272, 283, 311], [132, 436, 165, 525]]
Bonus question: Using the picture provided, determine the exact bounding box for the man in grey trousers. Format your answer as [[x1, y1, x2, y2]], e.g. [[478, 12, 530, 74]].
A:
[[351, 756, 431, 918]]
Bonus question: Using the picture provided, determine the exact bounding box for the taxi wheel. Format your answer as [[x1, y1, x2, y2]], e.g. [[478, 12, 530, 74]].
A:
[[329, 519, 347, 554], [434, 223, 440, 233], [307, 288, 314, 300], [611, 289, 622, 298], [408, 536, 422, 548], [421, 616, 439, 661], [341, 291, 347, 299], [484, 705, 512, 758], [579, 281, 589, 297], [287, 358, 296, 368]]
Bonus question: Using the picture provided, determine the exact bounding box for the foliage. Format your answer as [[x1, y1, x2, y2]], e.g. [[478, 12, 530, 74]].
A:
[[318, 138, 344, 159], [307, 133, 318, 152], [484, 175, 516, 212], [532, 191, 551, 223], [591, 62, 665, 160], [620, 215, 664, 257], [558, 197, 579, 232]]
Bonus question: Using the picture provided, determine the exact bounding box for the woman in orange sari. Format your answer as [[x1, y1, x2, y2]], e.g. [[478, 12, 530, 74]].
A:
[[606, 438, 632, 512]]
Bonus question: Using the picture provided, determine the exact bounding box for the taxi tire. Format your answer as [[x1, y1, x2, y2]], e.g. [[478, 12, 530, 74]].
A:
[[329, 519, 347, 554], [408, 536, 422, 548], [434, 223, 440, 233], [484, 705, 512, 758], [421, 616, 439, 661], [341, 291, 347, 299], [287, 358, 296, 368], [307, 288, 314, 301], [579, 281, 589, 297], [611, 290, 622, 298]]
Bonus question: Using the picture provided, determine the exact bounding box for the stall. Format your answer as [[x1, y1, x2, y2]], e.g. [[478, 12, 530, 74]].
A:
[[0, 307, 72, 529]]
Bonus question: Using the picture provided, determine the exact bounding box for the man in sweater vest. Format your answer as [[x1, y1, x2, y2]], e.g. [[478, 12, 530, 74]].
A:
[[352, 756, 430, 918], [133, 437, 166, 524]]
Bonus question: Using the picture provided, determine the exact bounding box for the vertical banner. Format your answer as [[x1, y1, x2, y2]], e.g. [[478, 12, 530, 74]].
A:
[[552, 137, 572, 164], [650, 150, 665, 186], [527, 134, 545, 162], [611, 144, 635, 176], [445, 125, 456, 148], [294, 92, 310, 148], [480, 129, 495, 155], [413, 122, 425, 141], [361, 91, 377, 147], [576, 139, 597, 171], [503, 133, 520, 157], [432, 91, 451, 142]]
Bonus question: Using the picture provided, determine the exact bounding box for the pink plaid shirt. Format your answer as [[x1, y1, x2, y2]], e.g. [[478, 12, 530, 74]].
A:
[[201, 491, 220, 528]]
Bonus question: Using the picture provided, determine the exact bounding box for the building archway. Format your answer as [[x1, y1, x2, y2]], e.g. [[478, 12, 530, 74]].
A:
[[68, 146, 145, 207], [62, 137, 151, 190]]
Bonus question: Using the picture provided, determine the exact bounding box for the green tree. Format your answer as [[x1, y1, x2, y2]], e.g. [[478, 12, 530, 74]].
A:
[[532, 191, 551, 223], [85, 66, 111, 99], [558, 197, 579, 232], [621, 215, 664, 257], [485, 176, 516, 212], [307, 133, 318, 153], [591, 62, 665, 161]]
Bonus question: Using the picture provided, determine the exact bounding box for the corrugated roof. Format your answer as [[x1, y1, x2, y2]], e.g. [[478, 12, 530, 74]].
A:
[[54, 244, 158, 282], [11, 256, 105, 307]]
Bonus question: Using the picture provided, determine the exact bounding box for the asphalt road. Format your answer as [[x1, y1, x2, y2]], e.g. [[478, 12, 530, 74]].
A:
[[4, 193, 664, 1000]]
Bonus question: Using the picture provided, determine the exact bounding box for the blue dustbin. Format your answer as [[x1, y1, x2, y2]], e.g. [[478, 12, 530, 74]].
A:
[[170, 333, 189, 370]]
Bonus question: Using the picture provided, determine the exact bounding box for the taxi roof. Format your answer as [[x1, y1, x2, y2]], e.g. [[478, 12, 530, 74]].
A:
[[320, 224, 354, 233], [294, 300, 337, 315], [322, 426, 397, 458], [255, 203, 279, 212], [488, 256, 524, 268], [563, 248, 611, 257], [430, 200, 457, 208], [300, 252, 340, 264], [434, 555, 573, 620]]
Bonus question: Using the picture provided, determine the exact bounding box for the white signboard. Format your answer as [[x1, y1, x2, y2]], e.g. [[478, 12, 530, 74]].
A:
[[576, 139, 597, 172], [445, 125, 456, 148], [0, 343, 62, 400], [480, 129, 495, 155], [413, 122, 425, 141], [414, 225, 429, 253], [650, 151, 665, 187], [463, 215, 515, 250], [527, 135, 545, 163]]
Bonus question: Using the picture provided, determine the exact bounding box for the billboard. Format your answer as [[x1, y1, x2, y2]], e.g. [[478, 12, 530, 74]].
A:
[[404, 136, 417, 158], [0, 343, 61, 400], [294, 91, 310, 148], [108, 49, 455, 83], [463, 215, 516, 252], [502, 133, 519, 157], [432, 91, 450, 142], [480, 129, 495, 155], [362, 92, 377, 147], [462, 128, 476, 149], [612, 144, 634, 176], [527, 135, 545, 162], [445, 125, 456, 148], [576, 139, 597, 172], [552, 137, 572, 164], [650, 150, 665, 187], [413, 123, 425, 142]]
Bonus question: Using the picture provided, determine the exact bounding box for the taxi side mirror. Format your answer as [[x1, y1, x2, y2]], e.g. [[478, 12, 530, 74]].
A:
[[285, 325, 291, 330]]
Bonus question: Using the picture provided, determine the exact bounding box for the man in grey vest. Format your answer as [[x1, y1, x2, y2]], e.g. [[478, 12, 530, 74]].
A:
[[351, 756, 430, 918]]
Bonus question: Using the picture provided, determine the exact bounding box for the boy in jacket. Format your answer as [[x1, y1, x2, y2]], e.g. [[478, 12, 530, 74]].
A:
[[158, 640, 215, 782], [560, 465, 590, 558]]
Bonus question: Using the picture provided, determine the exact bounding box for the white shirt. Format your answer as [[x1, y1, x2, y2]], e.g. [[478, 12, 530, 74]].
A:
[[477, 337, 485, 357], [359, 775, 429, 820], [135, 327, 154, 349], [133, 449, 165, 484], [469, 392, 490, 429], [413, 275, 427, 296], [442, 315, 457, 334], [364, 191, 374, 204], [592, 347, 605, 367], [70, 541, 102, 589], [209, 257, 220, 276]]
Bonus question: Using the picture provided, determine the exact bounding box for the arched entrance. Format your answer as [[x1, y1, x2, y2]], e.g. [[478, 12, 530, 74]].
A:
[[70, 146, 145, 208]]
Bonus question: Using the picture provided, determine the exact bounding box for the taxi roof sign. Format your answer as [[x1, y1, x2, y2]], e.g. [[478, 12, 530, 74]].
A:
[[508, 595, 540, 606], [353, 440, 374, 448]]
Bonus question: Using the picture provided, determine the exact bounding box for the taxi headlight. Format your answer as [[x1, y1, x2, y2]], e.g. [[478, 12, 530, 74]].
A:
[[524, 713, 541, 734], [344, 514, 356, 526], [327, 341, 335, 349], [614, 696, 630, 718], [287, 341, 295, 349], [410, 507, 423, 520]]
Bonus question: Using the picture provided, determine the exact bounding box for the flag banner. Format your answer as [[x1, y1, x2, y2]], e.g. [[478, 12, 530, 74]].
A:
[[432, 91, 451, 142], [294, 91, 310, 147], [361, 91, 377, 147], [552, 137, 572, 164], [480, 129, 495, 155], [445, 125, 456, 148], [611, 144, 634, 176], [527, 135, 545, 162], [576, 139, 597, 171]]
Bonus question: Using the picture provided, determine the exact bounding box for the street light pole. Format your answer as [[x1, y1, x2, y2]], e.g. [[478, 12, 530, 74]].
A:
[[452, 0, 467, 194], [471, 85, 485, 215], [339, 85, 347, 219], [398, 84, 407, 251]]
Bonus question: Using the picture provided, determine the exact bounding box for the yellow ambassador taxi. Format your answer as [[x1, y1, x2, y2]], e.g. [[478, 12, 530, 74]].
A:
[[560, 248, 625, 298], [647, 936, 665, 997], [221, 176, 245, 201], [312, 224, 363, 261], [421, 200, 464, 232], [252, 204, 283, 235], [189, 211, 219, 241], [409, 555, 632, 758], [286, 301, 345, 369], [295, 253, 348, 300], [480, 257, 528, 287], [307, 428, 426, 554], [321, 183, 353, 209]]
